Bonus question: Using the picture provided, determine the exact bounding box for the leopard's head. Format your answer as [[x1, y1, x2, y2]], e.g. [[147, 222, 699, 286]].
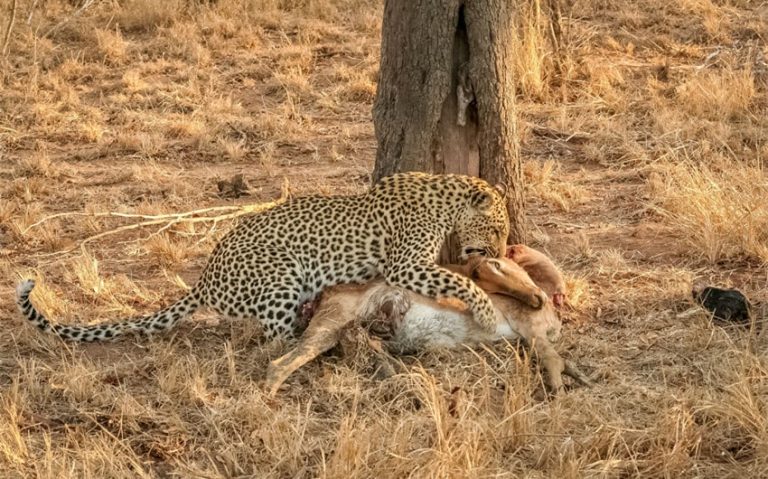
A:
[[455, 179, 510, 261]]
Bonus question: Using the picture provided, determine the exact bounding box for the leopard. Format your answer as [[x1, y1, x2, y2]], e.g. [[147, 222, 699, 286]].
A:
[[16, 172, 510, 342]]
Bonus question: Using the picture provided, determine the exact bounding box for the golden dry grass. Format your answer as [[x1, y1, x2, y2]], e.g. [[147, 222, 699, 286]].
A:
[[1, 0, 767, 477]]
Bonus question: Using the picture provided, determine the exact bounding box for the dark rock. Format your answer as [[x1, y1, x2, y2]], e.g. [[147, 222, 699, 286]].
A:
[[692, 285, 752, 324]]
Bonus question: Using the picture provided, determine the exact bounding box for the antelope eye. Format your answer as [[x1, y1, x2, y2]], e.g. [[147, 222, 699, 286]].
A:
[[487, 259, 501, 270]]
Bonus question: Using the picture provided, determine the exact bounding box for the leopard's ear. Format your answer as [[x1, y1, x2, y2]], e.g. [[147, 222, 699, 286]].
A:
[[494, 183, 508, 200], [469, 188, 494, 211], [469, 181, 506, 210]]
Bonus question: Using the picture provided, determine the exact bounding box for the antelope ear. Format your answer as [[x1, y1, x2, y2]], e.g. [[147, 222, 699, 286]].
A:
[[465, 256, 484, 279], [494, 183, 508, 199]]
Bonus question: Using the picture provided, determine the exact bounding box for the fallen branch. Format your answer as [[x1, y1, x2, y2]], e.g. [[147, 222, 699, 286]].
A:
[[23, 205, 257, 234], [529, 124, 592, 144], [73, 211, 247, 252], [32, 178, 291, 256], [26, 0, 39, 25], [25, 177, 292, 234]]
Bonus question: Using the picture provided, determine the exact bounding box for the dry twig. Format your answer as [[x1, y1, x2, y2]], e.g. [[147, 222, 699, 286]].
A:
[[23, 206, 258, 234], [529, 124, 592, 144], [30, 178, 291, 256], [26, 0, 39, 25]]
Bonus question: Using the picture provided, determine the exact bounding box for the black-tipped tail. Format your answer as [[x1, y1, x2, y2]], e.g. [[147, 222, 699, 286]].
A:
[[15, 279, 201, 342]]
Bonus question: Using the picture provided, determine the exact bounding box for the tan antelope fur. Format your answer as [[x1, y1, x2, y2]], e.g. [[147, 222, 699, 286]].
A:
[[507, 244, 568, 309], [266, 257, 590, 396]]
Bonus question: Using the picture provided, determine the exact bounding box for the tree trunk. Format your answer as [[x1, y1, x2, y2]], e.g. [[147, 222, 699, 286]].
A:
[[372, 0, 526, 262]]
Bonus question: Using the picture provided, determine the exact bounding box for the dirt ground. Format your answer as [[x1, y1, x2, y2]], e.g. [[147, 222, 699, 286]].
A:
[[1, 0, 767, 477]]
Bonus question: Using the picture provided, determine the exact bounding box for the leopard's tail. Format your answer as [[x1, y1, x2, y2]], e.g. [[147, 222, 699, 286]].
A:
[[15, 279, 202, 342]]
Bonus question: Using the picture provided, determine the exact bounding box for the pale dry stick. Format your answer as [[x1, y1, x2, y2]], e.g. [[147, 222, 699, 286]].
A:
[[33, 195, 289, 258], [78, 216, 233, 250], [26, 0, 39, 25], [136, 210, 234, 244], [144, 177, 291, 246], [73, 205, 282, 254], [1, 0, 17, 56], [23, 206, 257, 234], [129, 177, 291, 244], [191, 219, 224, 248], [24, 177, 292, 234]]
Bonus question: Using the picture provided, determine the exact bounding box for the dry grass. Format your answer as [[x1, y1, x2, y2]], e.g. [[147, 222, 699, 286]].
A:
[[1, 0, 767, 477], [512, 0, 552, 99], [648, 158, 768, 264], [676, 67, 756, 121], [524, 159, 590, 212]]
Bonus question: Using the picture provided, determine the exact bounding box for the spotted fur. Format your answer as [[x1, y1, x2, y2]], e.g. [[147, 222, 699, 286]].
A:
[[16, 172, 510, 342]]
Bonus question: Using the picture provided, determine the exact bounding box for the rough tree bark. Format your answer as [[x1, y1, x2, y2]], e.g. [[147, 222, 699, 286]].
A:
[[373, 0, 526, 261]]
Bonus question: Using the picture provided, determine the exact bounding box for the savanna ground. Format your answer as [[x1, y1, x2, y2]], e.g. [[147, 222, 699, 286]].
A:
[[1, 0, 767, 477]]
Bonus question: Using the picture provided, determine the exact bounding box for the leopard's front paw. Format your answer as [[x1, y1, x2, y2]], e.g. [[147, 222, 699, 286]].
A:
[[473, 303, 499, 333]]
